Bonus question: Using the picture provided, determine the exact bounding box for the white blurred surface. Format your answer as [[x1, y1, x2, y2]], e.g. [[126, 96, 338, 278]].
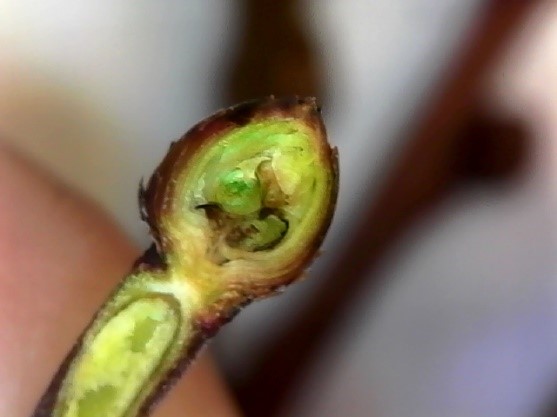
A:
[[1, 1, 556, 417], [0, 1, 238, 244]]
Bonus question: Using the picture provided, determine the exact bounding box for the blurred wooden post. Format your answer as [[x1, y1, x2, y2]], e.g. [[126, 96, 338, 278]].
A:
[[226, 0, 324, 104]]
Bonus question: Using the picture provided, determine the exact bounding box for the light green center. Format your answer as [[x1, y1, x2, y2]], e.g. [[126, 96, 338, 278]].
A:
[[56, 297, 179, 417], [215, 168, 262, 215]]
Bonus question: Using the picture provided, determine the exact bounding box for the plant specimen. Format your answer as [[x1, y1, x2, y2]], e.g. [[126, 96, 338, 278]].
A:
[[32, 96, 338, 417]]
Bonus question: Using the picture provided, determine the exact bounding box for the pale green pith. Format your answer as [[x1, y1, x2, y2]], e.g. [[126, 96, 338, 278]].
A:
[[55, 297, 180, 417], [54, 273, 196, 417], [52, 116, 333, 417]]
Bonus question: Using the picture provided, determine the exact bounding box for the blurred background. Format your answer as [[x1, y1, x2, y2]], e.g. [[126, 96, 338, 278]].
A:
[[1, 1, 556, 416]]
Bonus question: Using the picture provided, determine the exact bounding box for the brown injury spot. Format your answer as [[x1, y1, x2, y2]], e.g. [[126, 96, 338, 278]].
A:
[[257, 160, 286, 208], [197, 203, 288, 262]]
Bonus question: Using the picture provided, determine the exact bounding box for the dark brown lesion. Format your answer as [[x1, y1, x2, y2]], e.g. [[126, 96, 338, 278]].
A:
[[133, 244, 168, 271], [225, 209, 288, 252], [197, 203, 289, 264]]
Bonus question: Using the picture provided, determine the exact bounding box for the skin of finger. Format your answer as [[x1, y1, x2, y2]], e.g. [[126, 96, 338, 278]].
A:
[[0, 144, 241, 417]]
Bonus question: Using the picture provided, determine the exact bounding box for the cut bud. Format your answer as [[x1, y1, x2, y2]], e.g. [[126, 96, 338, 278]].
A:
[[33, 97, 338, 417]]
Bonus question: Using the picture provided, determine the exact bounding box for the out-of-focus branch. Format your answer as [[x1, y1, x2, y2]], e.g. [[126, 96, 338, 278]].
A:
[[234, 2, 539, 416]]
